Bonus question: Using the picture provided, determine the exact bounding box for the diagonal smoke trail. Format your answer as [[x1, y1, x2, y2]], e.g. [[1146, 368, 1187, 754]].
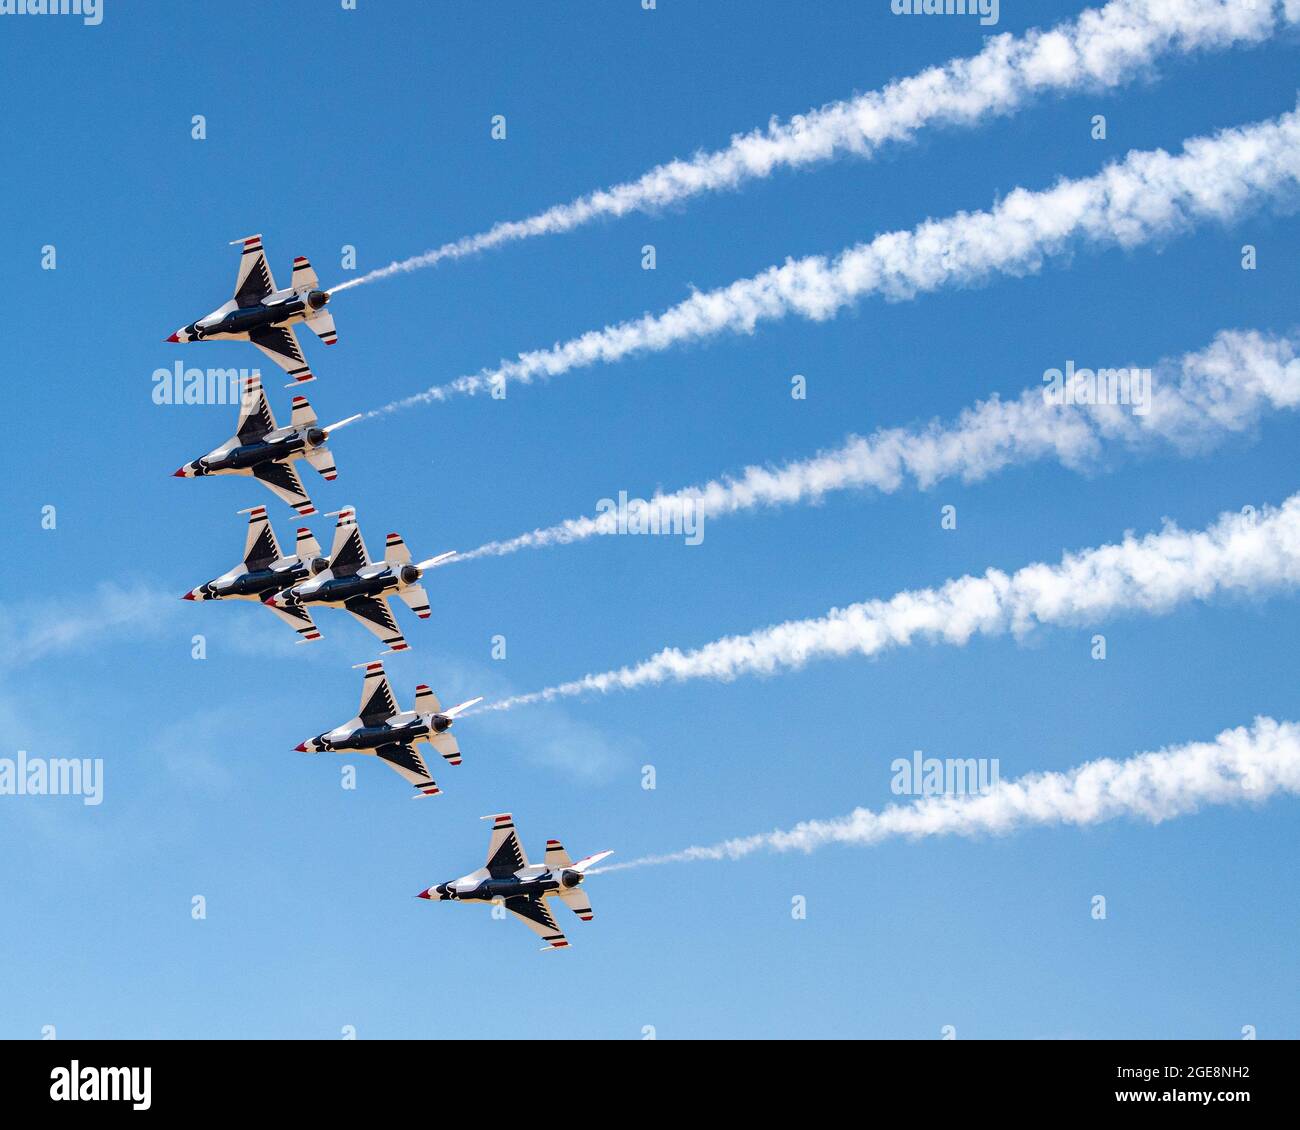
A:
[[456, 328, 1300, 562], [332, 0, 1294, 295], [481, 491, 1300, 712], [593, 716, 1300, 872], [372, 100, 1300, 413]]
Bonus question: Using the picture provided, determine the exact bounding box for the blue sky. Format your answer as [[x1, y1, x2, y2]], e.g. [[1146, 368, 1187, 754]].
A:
[[1, 1, 1297, 1039]]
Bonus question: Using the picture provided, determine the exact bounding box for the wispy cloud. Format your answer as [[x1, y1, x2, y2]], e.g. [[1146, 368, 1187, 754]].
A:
[[484, 491, 1300, 711], [458, 328, 1300, 561], [373, 101, 1300, 412], [596, 716, 1300, 871], [333, 0, 1293, 295], [0, 581, 177, 669]]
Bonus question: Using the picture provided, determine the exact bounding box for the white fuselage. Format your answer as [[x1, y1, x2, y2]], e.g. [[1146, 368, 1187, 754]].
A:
[[175, 286, 319, 344]]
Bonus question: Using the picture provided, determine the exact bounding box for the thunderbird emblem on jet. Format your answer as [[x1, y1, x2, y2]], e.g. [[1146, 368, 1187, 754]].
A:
[[296, 661, 482, 798], [181, 506, 327, 644], [417, 813, 613, 950], [265, 506, 454, 652], [167, 234, 337, 386], [172, 376, 359, 516]]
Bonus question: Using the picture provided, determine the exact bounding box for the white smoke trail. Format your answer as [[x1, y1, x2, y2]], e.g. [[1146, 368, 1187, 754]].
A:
[[483, 491, 1300, 712], [333, 0, 1293, 295], [594, 716, 1300, 872], [373, 101, 1300, 412], [457, 328, 1300, 562]]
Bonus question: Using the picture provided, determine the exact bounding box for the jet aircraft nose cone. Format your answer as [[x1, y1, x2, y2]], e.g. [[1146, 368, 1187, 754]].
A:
[[165, 332, 180, 343], [294, 742, 308, 752], [416, 890, 432, 900], [181, 591, 196, 601], [172, 466, 188, 478]]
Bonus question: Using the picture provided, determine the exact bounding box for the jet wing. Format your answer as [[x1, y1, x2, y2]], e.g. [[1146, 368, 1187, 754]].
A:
[[327, 508, 370, 574], [485, 813, 528, 877], [242, 505, 281, 568], [502, 895, 569, 950], [251, 460, 316, 517], [235, 376, 276, 442], [249, 324, 314, 386], [357, 661, 398, 725], [341, 595, 408, 652], [233, 234, 276, 308], [375, 742, 440, 797], [263, 595, 321, 643]]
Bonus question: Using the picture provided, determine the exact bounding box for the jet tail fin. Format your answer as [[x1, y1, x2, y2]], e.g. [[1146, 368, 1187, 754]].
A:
[[415, 551, 457, 570], [571, 850, 614, 874]]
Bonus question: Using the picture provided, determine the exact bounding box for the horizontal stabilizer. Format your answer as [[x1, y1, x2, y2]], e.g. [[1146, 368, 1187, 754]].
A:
[[290, 256, 320, 291], [413, 684, 441, 714], [306, 309, 338, 346], [295, 527, 322, 560], [289, 395, 317, 430], [427, 730, 461, 766], [384, 533, 412, 565], [544, 839, 572, 869], [557, 885, 594, 922], [304, 446, 337, 481], [396, 582, 431, 619]]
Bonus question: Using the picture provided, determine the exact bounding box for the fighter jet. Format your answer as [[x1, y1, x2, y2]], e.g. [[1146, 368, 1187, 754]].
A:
[[172, 375, 359, 516], [417, 813, 613, 950], [265, 506, 454, 653], [181, 506, 327, 644], [166, 234, 337, 386], [295, 660, 482, 798]]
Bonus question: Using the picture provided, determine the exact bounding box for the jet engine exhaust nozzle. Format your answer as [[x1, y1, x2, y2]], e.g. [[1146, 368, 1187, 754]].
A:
[[400, 564, 421, 586], [307, 289, 330, 310], [560, 869, 582, 889]]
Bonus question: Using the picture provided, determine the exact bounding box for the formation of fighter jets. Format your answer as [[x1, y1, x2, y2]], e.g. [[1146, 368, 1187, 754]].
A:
[[170, 236, 610, 950]]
